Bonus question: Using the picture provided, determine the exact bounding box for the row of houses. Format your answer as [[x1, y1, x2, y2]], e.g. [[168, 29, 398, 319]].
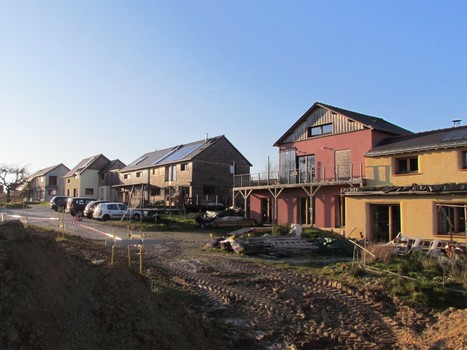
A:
[[20, 102, 467, 243], [20, 135, 251, 210]]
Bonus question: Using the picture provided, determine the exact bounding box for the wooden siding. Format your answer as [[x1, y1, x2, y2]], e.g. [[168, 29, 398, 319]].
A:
[[281, 107, 366, 144]]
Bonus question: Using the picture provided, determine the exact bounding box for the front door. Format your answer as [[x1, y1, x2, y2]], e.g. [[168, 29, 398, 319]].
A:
[[371, 204, 401, 242], [298, 198, 308, 225], [261, 198, 271, 224]]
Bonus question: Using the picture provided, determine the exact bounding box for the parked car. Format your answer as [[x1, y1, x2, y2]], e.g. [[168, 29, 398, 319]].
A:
[[65, 197, 97, 217], [49, 196, 69, 212], [93, 202, 142, 221], [84, 200, 109, 219]]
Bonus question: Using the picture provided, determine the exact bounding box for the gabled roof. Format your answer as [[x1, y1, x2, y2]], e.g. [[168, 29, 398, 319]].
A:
[[28, 163, 69, 179], [274, 102, 412, 146], [64, 154, 109, 177], [121, 135, 250, 172], [99, 159, 125, 174], [366, 125, 467, 157], [18, 163, 69, 191]]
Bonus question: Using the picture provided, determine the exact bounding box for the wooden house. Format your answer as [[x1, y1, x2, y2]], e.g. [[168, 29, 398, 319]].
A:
[[64, 154, 125, 200], [19, 163, 70, 202], [345, 125, 467, 242], [117, 135, 251, 209], [233, 102, 411, 229]]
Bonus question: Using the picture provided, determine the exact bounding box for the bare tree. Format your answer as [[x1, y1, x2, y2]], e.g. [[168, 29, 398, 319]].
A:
[[0, 164, 28, 202]]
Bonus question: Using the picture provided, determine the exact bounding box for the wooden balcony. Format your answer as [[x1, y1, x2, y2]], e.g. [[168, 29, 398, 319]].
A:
[[234, 163, 365, 190]]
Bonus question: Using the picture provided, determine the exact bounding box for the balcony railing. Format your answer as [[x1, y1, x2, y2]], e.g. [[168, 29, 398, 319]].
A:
[[234, 163, 364, 187]]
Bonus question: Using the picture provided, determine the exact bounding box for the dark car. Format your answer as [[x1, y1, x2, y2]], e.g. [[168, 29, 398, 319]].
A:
[[49, 196, 69, 212], [65, 197, 97, 217], [83, 200, 109, 219]]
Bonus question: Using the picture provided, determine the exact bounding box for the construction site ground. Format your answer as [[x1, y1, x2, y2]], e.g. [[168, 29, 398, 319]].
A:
[[0, 217, 466, 350]]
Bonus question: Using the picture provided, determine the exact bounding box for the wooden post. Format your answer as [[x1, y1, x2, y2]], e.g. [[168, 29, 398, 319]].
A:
[[139, 245, 143, 274], [111, 229, 116, 264], [111, 246, 115, 265], [127, 230, 131, 267]]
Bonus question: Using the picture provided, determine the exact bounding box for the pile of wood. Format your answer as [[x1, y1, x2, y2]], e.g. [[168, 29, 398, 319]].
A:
[[209, 228, 319, 258]]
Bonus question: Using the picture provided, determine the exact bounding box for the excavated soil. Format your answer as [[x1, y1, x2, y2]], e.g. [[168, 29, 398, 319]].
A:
[[0, 220, 466, 350]]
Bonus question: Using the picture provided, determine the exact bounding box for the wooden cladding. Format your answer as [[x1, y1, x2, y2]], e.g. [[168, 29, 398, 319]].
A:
[[281, 107, 366, 144]]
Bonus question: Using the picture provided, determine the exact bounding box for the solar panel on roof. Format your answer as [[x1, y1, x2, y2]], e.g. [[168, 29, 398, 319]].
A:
[[442, 128, 467, 141], [160, 143, 204, 163], [132, 156, 147, 166]]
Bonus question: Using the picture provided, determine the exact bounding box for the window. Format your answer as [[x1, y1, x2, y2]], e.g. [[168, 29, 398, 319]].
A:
[[165, 165, 177, 181], [181, 163, 189, 171], [203, 185, 216, 195], [67, 179, 71, 184], [396, 157, 418, 174], [308, 123, 333, 137], [136, 172, 142, 178], [124, 174, 131, 179], [152, 168, 160, 175], [462, 151, 467, 169], [85, 188, 94, 195], [438, 204, 466, 235], [48, 176, 57, 186], [150, 187, 161, 196]]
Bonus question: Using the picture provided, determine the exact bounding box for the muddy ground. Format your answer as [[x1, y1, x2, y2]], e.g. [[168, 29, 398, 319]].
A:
[[0, 220, 465, 349]]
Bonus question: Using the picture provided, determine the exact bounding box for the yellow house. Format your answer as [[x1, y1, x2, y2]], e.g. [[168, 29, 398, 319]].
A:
[[345, 125, 467, 242]]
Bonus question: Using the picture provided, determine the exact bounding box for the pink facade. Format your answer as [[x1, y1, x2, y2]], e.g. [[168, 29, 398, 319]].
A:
[[235, 102, 412, 229]]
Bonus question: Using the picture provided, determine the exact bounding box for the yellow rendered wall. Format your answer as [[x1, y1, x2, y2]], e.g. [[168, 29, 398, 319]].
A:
[[346, 194, 467, 241], [365, 149, 467, 187], [79, 170, 99, 198], [345, 196, 368, 240]]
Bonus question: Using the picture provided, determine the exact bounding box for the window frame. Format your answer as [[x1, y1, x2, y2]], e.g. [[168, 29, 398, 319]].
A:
[[437, 204, 466, 235], [308, 123, 333, 138], [462, 151, 467, 169], [395, 156, 419, 174]]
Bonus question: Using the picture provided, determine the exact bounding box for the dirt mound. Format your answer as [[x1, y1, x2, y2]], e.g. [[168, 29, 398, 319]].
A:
[[1, 220, 466, 349], [0, 221, 227, 350]]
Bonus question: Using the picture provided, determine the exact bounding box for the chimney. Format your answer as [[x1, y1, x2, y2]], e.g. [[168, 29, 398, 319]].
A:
[[205, 133, 208, 142], [452, 119, 461, 127]]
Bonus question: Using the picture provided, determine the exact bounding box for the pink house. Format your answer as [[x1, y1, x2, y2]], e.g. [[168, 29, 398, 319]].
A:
[[233, 102, 411, 229]]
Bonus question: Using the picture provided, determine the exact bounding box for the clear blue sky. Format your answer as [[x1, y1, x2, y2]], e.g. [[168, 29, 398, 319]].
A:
[[1, 1, 467, 175]]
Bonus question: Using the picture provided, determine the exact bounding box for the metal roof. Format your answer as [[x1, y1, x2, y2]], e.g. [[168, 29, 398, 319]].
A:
[[366, 125, 467, 157], [121, 136, 222, 172]]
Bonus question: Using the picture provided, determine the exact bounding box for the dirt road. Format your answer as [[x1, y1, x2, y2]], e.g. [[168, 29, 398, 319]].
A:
[[1, 207, 466, 349]]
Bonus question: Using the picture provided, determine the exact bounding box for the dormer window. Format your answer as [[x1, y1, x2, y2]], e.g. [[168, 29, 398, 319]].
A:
[[308, 123, 332, 137]]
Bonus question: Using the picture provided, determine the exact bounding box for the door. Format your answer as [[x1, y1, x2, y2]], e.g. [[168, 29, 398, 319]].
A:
[[297, 155, 315, 183], [371, 204, 401, 242], [261, 198, 271, 224]]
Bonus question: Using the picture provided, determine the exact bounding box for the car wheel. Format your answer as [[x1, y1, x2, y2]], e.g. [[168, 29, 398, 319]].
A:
[[102, 214, 110, 221], [133, 213, 141, 221], [76, 210, 83, 218]]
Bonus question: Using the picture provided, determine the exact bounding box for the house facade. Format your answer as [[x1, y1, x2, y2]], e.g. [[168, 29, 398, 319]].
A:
[[345, 125, 467, 242], [20, 163, 70, 202], [233, 102, 411, 229], [64, 154, 125, 200], [117, 135, 251, 208]]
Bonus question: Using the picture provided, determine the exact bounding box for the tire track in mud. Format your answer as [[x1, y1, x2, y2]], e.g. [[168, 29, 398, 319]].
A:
[[143, 241, 404, 349]]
